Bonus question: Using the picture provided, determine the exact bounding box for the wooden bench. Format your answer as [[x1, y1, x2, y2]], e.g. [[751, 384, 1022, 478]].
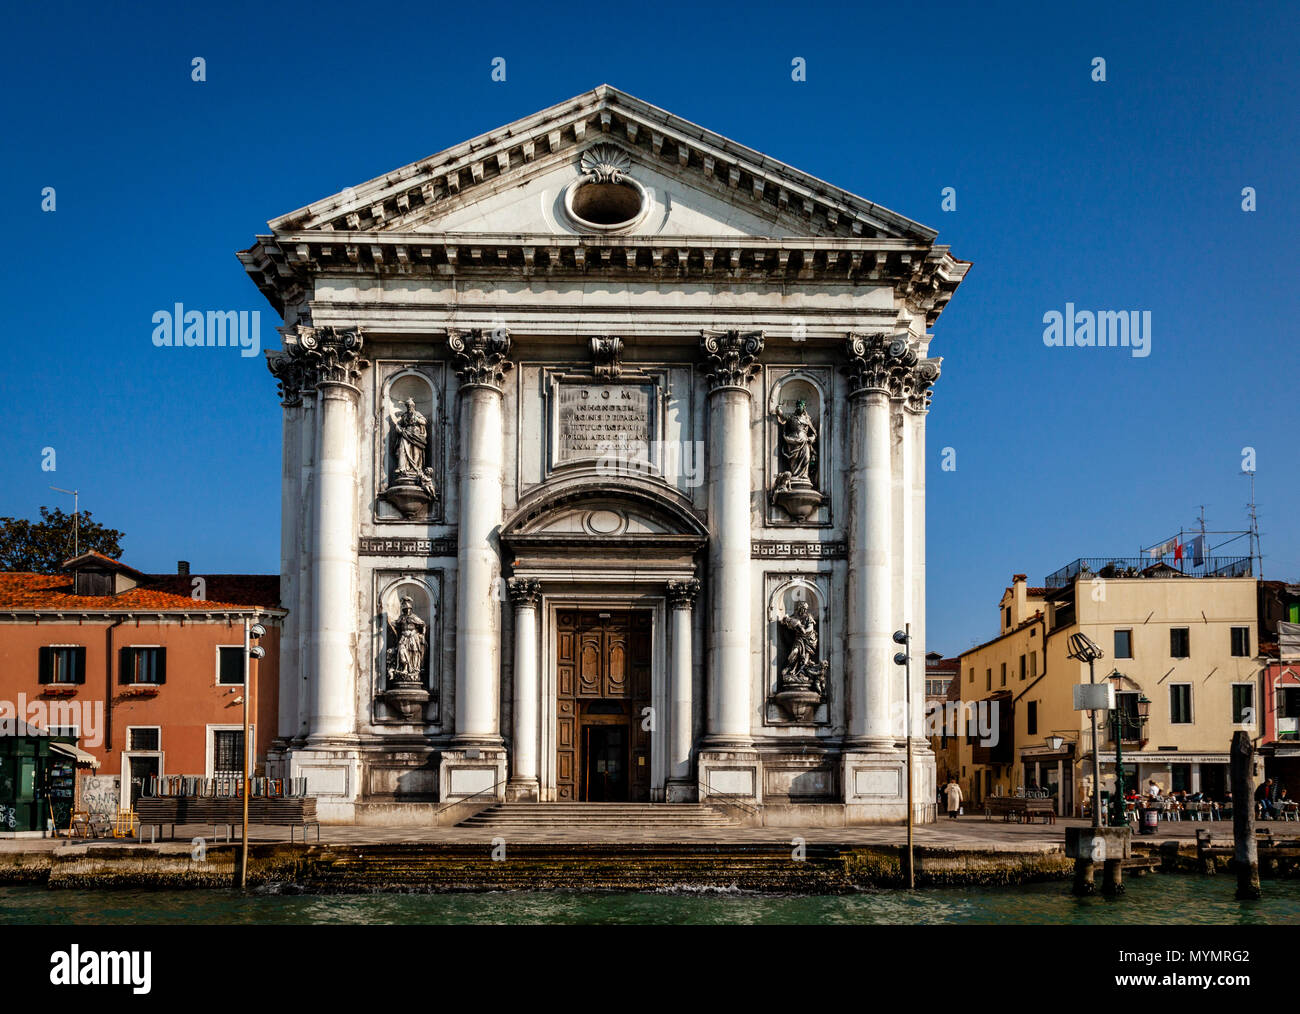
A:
[[983, 796, 1056, 824], [135, 797, 319, 843]]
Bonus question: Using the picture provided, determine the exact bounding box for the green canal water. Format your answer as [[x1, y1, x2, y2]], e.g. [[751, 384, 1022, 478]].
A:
[[2, 877, 1298, 924]]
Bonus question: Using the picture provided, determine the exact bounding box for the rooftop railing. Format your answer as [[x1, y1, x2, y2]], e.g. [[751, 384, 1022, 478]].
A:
[[1045, 556, 1252, 589]]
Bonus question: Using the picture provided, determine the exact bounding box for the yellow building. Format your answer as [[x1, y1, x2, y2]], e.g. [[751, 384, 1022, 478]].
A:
[[956, 562, 1261, 816]]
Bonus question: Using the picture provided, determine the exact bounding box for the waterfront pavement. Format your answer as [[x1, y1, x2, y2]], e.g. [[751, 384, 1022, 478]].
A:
[[0, 814, 1266, 853]]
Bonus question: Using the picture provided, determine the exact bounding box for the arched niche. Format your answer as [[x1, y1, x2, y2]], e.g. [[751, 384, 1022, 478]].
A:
[[765, 577, 831, 725], [379, 370, 439, 520], [768, 371, 830, 525], [377, 577, 437, 693]]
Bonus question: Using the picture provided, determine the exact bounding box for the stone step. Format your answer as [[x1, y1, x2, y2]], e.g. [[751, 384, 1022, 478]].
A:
[[458, 803, 738, 828]]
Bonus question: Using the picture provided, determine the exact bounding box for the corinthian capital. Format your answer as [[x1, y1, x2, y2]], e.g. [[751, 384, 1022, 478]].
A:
[[266, 346, 307, 407], [905, 357, 942, 413], [666, 578, 701, 609], [700, 330, 764, 392], [843, 332, 915, 397], [506, 576, 542, 608], [269, 325, 369, 395], [448, 328, 513, 391]]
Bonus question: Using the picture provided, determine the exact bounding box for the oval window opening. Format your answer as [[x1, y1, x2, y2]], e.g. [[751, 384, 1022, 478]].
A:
[[570, 181, 643, 226]]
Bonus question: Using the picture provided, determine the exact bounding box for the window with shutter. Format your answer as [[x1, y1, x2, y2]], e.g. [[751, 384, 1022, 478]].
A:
[[122, 647, 166, 685]]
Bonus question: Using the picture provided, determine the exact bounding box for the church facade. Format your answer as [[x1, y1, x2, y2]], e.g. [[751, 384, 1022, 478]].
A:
[[241, 86, 969, 823]]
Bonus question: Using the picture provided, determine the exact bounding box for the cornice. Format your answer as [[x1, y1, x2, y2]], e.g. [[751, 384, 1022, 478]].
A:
[[241, 232, 967, 326]]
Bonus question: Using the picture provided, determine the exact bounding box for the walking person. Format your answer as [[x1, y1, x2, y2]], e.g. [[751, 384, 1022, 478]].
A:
[[944, 776, 963, 820]]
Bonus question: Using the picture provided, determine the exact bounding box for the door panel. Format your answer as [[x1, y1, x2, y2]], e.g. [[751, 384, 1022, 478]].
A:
[[556, 609, 652, 802]]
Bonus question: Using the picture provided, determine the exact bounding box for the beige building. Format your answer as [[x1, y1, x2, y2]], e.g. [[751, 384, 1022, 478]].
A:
[[956, 561, 1260, 816]]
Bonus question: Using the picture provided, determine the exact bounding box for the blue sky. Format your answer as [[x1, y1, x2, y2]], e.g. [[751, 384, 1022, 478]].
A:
[[2, 0, 1296, 653]]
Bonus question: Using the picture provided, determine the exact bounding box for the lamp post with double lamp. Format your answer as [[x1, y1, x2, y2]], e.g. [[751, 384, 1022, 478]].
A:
[[241, 619, 266, 890], [893, 626, 914, 889], [1107, 674, 1150, 828], [1066, 632, 1105, 829]]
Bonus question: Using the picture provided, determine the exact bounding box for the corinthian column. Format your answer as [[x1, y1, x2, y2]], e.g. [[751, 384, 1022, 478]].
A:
[[843, 333, 912, 748], [666, 578, 700, 792], [266, 347, 305, 744], [905, 358, 940, 743], [506, 577, 541, 800], [448, 328, 512, 746], [700, 331, 762, 747], [293, 326, 368, 742]]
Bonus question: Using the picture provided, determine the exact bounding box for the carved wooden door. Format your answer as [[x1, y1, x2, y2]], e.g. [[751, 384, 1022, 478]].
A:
[[556, 610, 652, 801]]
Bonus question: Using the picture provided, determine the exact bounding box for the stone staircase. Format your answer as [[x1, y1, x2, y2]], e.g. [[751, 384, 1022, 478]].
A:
[[457, 802, 738, 829]]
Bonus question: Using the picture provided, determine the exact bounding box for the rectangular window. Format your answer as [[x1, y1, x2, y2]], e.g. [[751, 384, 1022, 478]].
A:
[[212, 730, 245, 777], [217, 646, 245, 686], [1030, 652, 1038, 679], [1000, 662, 1007, 687], [1279, 687, 1300, 719], [128, 727, 160, 751], [986, 668, 992, 691], [1114, 630, 1133, 659], [1232, 683, 1255, 724], [121, 647, 166, 685], [1170, 627, 1190, 658], [1170, 684, 1192, 724], [1026, 700, 1038, 736], [968, 667, 974, 684], [1019, 654, 1027, 681], [1230, 627, 1251, 657], [38, 646, 86, 685], [1004, 607, 1011, 629]]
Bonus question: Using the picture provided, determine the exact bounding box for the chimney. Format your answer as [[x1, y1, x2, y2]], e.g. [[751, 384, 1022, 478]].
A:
[[177, 560, 190, 576], [1012, 574, 1028, 624]]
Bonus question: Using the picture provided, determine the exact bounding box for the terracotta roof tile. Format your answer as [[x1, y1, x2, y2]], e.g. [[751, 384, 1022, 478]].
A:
[[0, 573, 282, 612]]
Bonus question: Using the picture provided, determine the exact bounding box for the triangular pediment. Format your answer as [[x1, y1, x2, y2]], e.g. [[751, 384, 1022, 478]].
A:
[[240, 86, 971, 325], [266, 86, 936, 243]]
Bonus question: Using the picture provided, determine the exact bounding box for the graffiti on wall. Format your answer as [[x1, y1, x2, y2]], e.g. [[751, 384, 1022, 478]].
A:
[[80, 775, 120, 814]]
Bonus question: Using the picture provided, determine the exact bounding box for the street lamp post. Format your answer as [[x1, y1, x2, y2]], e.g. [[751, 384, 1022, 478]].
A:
[[1066, 632, 1105, 829], [241, 619, 266, 890], [1108, 677, 1150, 827], [893, 625, 914, 889]]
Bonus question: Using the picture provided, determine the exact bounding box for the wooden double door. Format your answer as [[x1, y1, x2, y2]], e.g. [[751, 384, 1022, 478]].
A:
[[556, 609, 652, 802]]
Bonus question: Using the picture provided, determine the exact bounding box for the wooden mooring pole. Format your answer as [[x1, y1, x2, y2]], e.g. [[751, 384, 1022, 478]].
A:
[[1230, 730, 1260, 900]]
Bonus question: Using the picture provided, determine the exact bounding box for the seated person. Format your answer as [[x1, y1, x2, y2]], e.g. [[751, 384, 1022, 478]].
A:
[[1255, 778, 1277, 819]]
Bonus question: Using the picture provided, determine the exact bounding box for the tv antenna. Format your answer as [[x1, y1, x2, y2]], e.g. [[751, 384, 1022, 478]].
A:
[[1243, 470, 1262, 580], [48, 486, 79, 558]]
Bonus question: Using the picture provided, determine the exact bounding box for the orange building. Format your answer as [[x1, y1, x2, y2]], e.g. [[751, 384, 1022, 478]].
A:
[[0, 552, 283, 812]]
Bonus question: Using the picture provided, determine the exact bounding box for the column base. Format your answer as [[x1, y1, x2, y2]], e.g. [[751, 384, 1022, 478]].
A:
[[698, 748, 762, 804], [841, 745, 936, 824], [664, 779, 700, 803], [439, 747, 508, 803], [286, 744, 361, 823], [504, 777, 540, 802]]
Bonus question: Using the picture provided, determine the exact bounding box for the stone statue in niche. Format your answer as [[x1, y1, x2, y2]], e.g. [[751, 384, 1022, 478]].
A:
[[381, 594, 430, 721], [770, 399, 825, 520], [381, 397, 438, 518], [773, 598, 828, 722], [386, 595, 427, 685]]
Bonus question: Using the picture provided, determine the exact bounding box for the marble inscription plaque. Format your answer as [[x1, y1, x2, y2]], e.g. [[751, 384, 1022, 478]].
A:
[[556, 383, 653, 463]]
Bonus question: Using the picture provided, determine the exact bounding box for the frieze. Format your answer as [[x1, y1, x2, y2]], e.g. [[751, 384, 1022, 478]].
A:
[[752, 541, 846, 559], [360, 537, 456, 558]]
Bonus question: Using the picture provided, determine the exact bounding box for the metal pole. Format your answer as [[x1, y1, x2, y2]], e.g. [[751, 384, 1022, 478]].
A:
[[240, 618, 250, 890], [1088, 657, 1102, 830], [1114, 709, 1125, 828], [905, 621, 914, 890]]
